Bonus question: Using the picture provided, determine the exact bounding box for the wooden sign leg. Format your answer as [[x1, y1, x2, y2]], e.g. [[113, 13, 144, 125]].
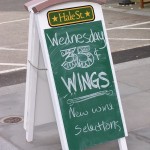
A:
[[25, 13, 40, 142], [26, 33, 40, 142], [118, 138, 128, 150], [24, 12, 56, 142], [24, 12, 35, 130]]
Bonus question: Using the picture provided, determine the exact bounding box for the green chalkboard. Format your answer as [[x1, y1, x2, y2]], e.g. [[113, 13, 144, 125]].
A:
[[44, 21, 125, 150]]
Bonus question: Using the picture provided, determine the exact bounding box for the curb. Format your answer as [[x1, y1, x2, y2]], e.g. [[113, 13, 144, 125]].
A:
[[0, 45, 149, 88]]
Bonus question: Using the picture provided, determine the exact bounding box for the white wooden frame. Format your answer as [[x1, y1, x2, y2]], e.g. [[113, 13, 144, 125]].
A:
[[24, 0, 55, 142], [34, 1, 128, 150], [24, 1, 128, 149]]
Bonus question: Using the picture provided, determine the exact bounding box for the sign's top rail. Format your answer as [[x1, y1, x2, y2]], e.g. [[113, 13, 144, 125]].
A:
[[24, 0, 106, 13], [24, 0, 47, 11]]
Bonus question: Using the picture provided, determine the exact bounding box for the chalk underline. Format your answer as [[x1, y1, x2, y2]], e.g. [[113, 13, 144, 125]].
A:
[[67, 90, 113, 106]]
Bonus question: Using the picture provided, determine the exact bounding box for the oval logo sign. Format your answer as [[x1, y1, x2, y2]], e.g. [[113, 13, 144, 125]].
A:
[[47, 5, 95, 27]]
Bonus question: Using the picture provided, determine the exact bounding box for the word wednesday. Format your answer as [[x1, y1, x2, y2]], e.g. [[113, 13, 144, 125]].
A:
[[46, 29, 106, 47]]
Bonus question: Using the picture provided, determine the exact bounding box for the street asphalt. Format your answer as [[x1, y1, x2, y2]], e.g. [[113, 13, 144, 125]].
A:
[[0, 0, 150, 150], [0, 0, 150, 87]]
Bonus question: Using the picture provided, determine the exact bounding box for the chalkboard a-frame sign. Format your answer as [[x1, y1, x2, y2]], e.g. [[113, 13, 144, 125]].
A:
[[35, 1, 128, 150]]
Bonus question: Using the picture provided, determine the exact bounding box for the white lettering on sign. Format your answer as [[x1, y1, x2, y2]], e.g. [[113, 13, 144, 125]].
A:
[[69, 107, 89, 119], [46, 29, 106, 48], [74, 120, 121, 136], [92, 103, 114, 114], [69, 103, 114, 119], [60, 45, 94, 70], [61, 71, 110, 94]]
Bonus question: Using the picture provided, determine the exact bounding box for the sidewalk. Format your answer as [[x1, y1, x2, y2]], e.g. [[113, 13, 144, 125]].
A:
[[103, 0, 150, 17], [0, 57, 150, 150], [0, 1, 150, 150]]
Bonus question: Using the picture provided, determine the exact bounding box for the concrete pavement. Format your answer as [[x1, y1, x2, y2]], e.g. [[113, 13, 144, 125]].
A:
[[0, 0, 150, 150], [0, 57, 150, 150]]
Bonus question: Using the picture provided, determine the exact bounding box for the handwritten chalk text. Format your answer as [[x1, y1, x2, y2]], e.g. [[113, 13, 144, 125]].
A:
[[61, 71, 110, 93], [92, 103, 114, 114], [75, 120, 121, 136], [46, 29, 106, 47], [69, 107, 89, 119]]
